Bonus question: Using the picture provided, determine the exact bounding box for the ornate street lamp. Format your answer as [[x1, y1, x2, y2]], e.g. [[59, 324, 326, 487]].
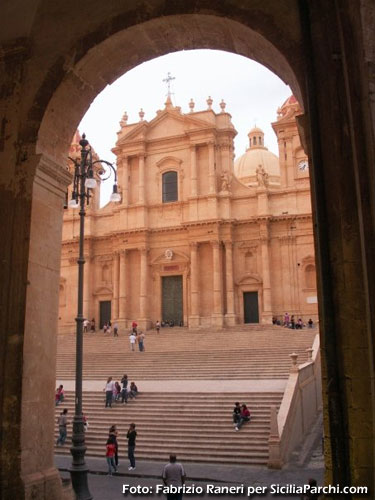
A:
[[67, 133, 120, 499]]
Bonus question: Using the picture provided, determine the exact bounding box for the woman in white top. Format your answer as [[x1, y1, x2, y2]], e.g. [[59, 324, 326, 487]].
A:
[[104, 377, 114, 408]]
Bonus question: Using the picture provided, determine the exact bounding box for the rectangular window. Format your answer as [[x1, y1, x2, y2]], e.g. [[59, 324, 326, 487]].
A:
[[162, 171, 178, 202]]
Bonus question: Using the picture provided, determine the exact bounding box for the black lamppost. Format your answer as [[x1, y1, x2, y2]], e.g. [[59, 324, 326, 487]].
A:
[[67, 134, 120, 499]]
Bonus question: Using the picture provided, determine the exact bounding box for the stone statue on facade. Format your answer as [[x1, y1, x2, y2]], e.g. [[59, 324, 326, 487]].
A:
[[220, 171, 231, 192], [256, 164, 269, 187]]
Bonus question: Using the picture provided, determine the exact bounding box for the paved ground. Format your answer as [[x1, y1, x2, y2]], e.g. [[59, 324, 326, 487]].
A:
[[57, 454, 324, 500]]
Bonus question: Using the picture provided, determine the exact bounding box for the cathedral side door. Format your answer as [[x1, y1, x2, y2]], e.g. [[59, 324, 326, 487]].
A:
[[162, 276, 183, 325], [99, 300, 111, 328], [243, 292, 259, 323]]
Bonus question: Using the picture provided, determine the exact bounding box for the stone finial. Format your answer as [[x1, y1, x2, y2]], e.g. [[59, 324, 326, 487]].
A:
[[206, 96, 213, 110], [306, 347, 314, 361], [189, 98, 195, 113], [290, 352, 299, 372], [139, 108, 145, 121], [120, 111, 128, 127], [220, 99, 226, 113]]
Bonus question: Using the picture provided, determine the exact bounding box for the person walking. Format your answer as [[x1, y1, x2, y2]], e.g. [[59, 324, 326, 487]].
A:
[[104, 377, 115, 408], [138, 331, 145, 352], [132, 320, 138, 334], [156, 320, 160, 334], [127, 423, 137, 470], [113, 322, 119, 337], [56, 409, 69, 446], [162, 454, 186, 500], [90, 318, 96, 332], [129, 332, 136, 351], [105, 437, 117, 475], [55, 384, 65, 406]]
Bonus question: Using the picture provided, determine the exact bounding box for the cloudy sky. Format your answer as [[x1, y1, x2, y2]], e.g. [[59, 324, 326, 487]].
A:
[[79, 49, 291, 204]]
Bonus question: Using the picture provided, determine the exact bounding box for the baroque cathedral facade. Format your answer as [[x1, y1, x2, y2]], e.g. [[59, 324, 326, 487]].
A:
[[59, 95, 318, 332]]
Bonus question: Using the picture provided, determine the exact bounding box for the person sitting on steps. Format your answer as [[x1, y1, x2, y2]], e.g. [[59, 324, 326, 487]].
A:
[[232, 402, 241, 426], [235, 404, 251, 431]]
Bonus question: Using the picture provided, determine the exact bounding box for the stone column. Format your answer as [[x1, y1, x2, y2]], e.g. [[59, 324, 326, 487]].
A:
[[138, 154, 145, 204], [190, 145, 197, 196], [139, 247, 149, 329], [224, 240, 236, 325], [21, 154, 71, 499], [121, 156, 129, 205], [189, 242, 200, 327], [260, 234, 273, 323], [118, 250, 127, 327], [211, 240, 223, 327], [280, 236, 292, 312], [112, 251, 119, 320], [208, 141, 216, 194]]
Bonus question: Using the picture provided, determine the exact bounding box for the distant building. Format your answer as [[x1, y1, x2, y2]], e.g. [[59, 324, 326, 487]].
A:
[[59, 95, 317, 332]]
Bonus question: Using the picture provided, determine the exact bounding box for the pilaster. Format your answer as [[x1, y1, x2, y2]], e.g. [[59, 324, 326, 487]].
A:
[[112, 251, 119, 320], [224, 240, 236, 326], [189, 241, 200, 327], [211, 240, 223, 327], [118, 250, 127, 327]]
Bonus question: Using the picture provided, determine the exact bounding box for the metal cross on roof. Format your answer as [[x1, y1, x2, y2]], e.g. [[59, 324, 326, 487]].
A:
[[163, 72, 176, 97]]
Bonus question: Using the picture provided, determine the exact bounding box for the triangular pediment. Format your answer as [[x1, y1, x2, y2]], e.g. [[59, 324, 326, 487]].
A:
[[147, 109, 214, 140], [115, 122, 148, 146], [116, 109, 215, 147]]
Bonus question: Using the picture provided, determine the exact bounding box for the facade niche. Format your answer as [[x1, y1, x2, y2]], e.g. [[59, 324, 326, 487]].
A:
[[102, 264, 111, 283], [245, 251, 256, 273], [305, 264, 316, 289]]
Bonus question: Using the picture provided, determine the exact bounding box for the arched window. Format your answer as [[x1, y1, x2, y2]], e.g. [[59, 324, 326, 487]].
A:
[[305, 264, 316, 289], [259, 136, 262, 145], [162, 171, 178, 203], [253, 137, 257, 145]]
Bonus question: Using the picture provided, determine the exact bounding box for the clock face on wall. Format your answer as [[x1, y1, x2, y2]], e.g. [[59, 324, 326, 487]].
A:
[[298, 159, 309, 171]]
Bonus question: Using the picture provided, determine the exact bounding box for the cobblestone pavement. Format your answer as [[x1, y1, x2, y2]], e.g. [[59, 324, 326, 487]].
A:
[[57, 453, 324, 500]]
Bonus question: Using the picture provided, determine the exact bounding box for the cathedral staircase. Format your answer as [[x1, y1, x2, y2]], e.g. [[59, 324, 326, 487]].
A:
[[56, 325, 315, 380], [55, 325, 317, 465], [55, 391, 283, 465]]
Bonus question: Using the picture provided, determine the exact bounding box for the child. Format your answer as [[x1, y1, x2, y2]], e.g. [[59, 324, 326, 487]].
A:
[[55, 385, 64, 406], [106, 437, 117, 475]]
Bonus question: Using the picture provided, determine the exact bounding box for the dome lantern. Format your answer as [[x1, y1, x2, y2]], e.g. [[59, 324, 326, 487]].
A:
[[248, 126, 265, 149]]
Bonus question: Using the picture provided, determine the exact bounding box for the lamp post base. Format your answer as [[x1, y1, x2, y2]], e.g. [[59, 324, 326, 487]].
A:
[[69, 466, 92, 500]]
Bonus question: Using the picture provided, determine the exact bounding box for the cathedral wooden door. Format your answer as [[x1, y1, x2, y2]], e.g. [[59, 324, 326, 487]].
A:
[[99, 300, 111, 328], [243, 292, 259, 323], [162, 276, 183, 325]]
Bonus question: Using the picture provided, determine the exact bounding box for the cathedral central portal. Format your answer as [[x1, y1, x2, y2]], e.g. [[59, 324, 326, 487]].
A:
[[162, 275, 183, 325]]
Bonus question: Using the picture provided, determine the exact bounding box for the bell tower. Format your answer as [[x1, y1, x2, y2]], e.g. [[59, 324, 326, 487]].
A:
[[272, 95, 309, 189]]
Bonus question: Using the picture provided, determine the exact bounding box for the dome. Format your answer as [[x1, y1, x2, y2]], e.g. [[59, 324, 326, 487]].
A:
[[234, 127, 280, 185]]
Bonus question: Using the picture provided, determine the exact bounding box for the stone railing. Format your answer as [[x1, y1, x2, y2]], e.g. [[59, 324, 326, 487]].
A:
[[268, 333, 322, 468]]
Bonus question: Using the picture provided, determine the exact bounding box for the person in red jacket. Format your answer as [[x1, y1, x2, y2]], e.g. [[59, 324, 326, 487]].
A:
[[235, 404, 251, 431], [106, 437, 117, 475]]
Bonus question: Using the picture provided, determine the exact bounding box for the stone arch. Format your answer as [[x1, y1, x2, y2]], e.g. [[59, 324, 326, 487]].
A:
[[35, 13, 304, 164], [1, 3, 375, 499]]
